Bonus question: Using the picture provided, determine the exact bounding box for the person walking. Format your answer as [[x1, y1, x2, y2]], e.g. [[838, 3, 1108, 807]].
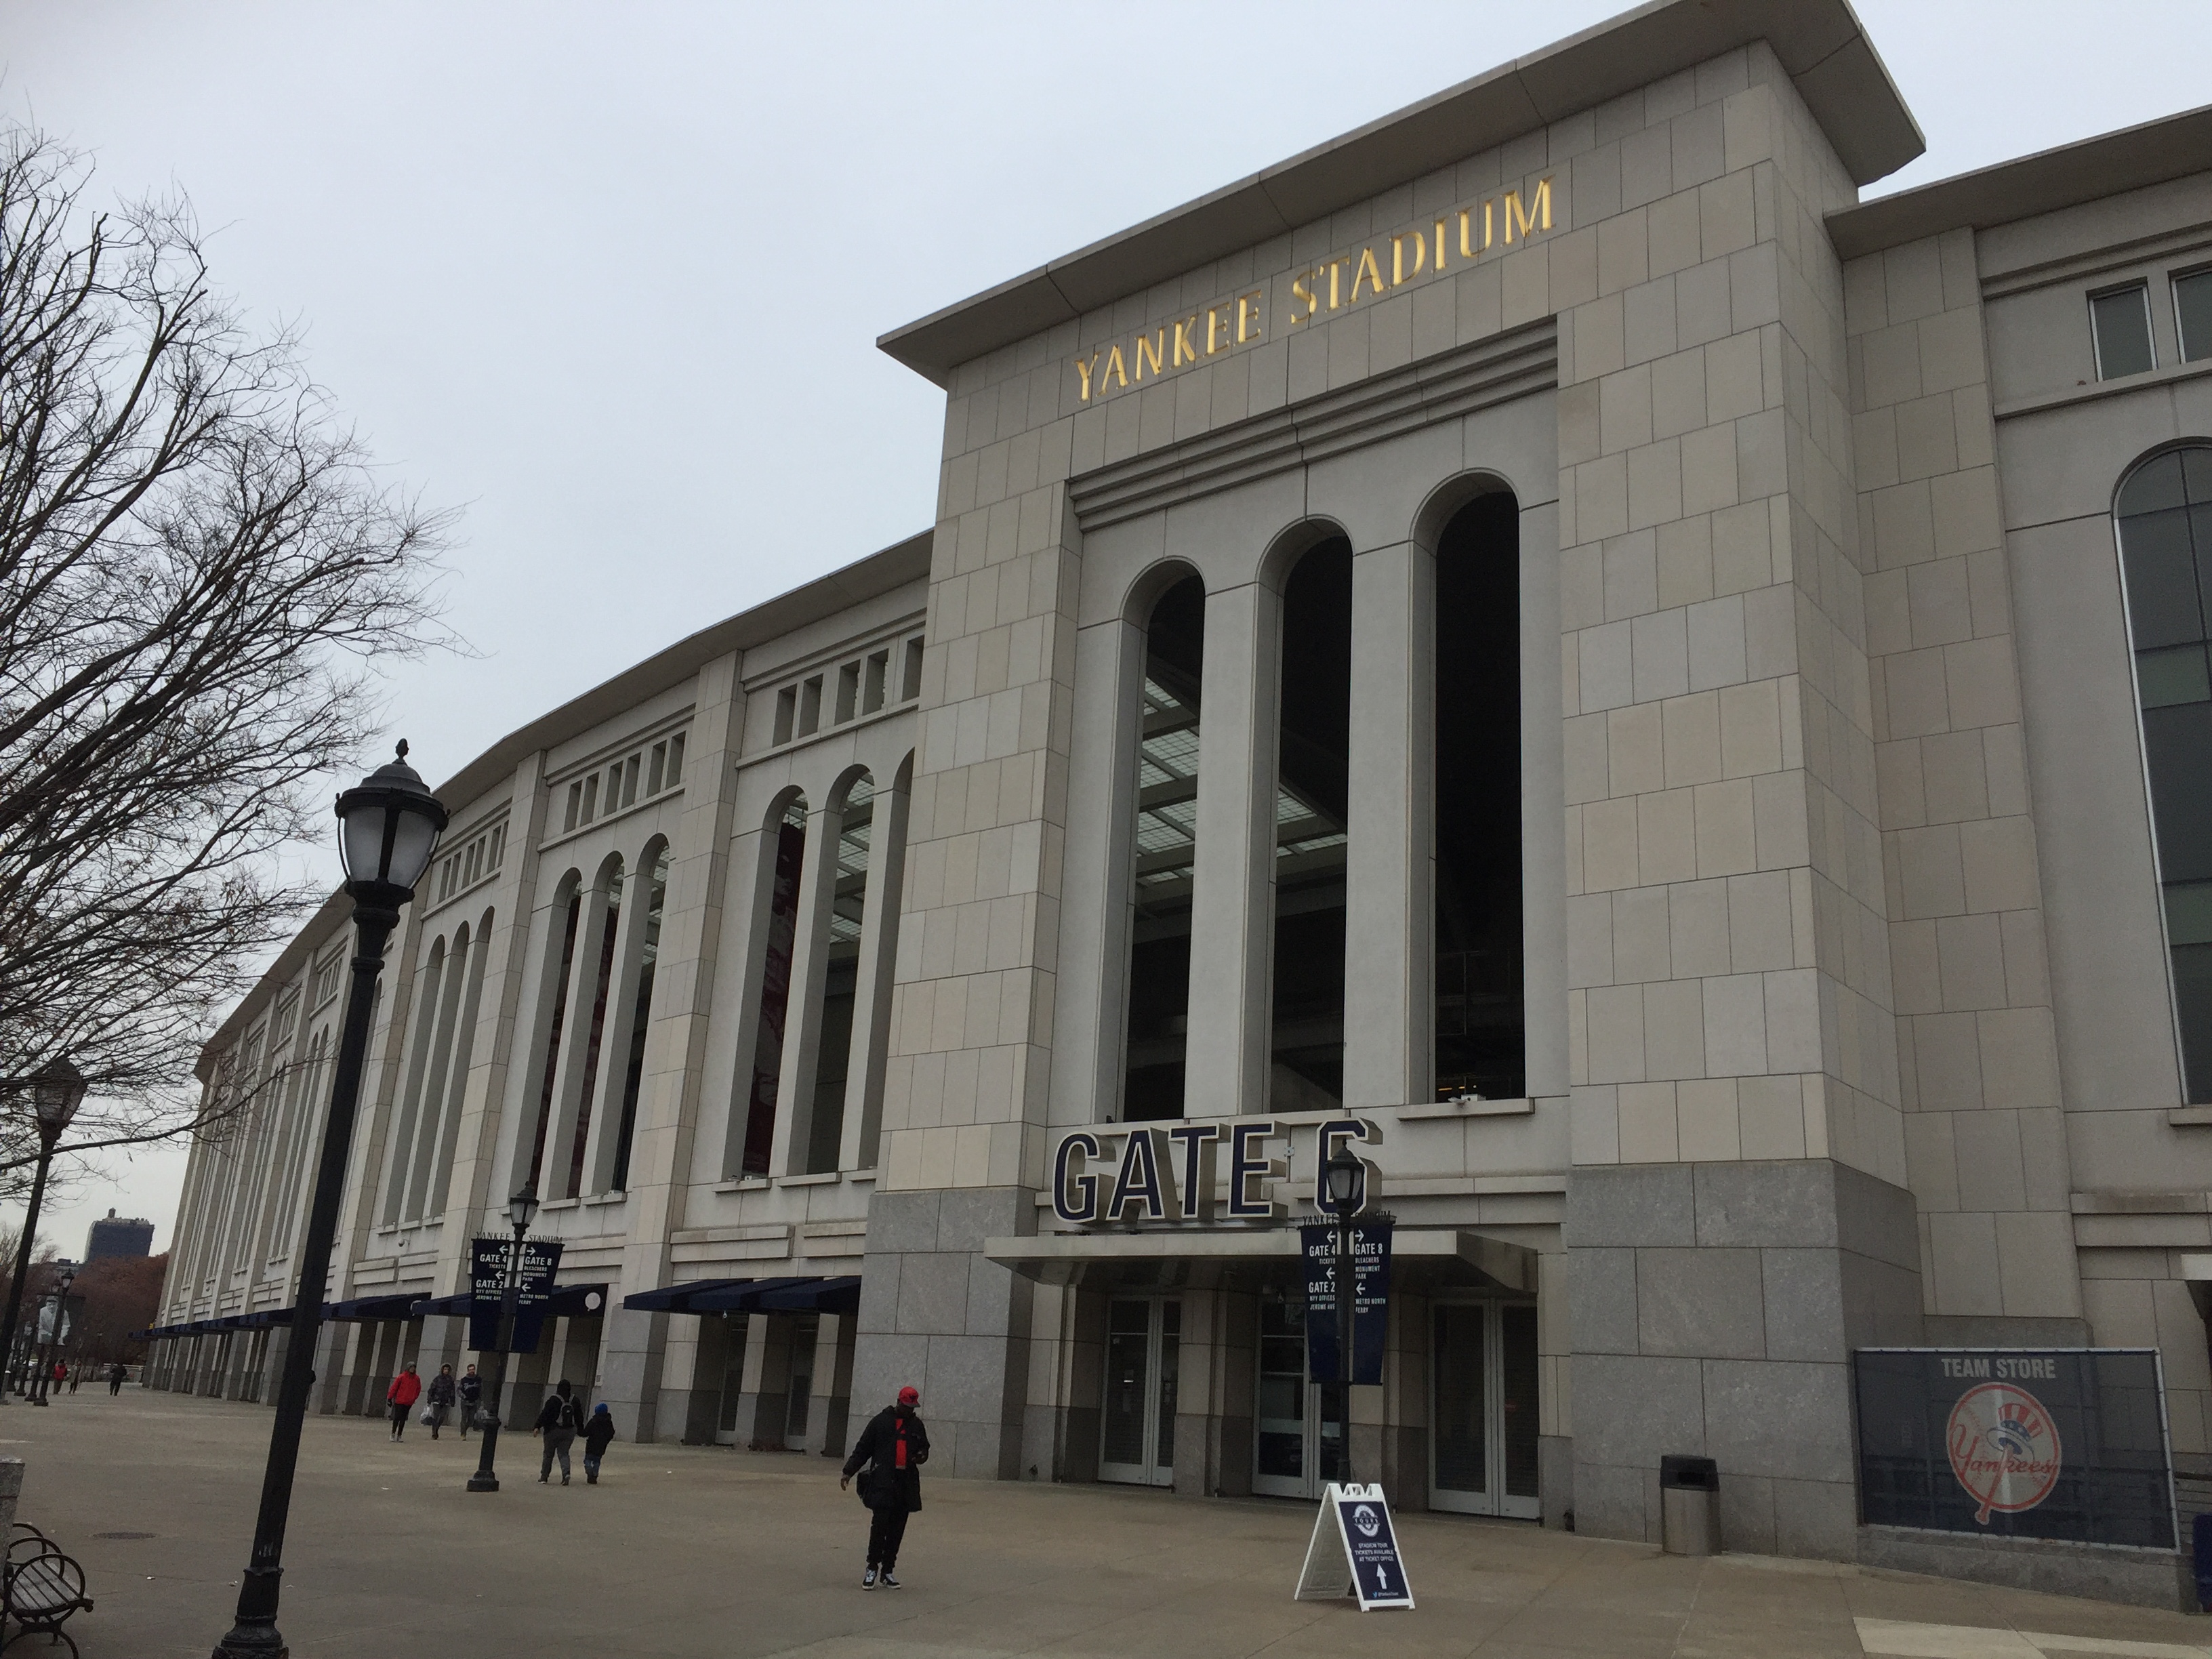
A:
[[385, 1363, 422, 1440], [581, 1401, 616, 1484], [840, 1385, 928, 1590], [533, 1379, 586, 1484], [106, 1362, 125, 1397], [66, 1365, 79, 1394], [425, 1364, 456, 1439], [457, 1364, 482, 1438]]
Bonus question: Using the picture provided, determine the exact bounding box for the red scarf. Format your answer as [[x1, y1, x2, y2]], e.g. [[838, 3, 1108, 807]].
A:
[[894, 1414, 908, 1471]]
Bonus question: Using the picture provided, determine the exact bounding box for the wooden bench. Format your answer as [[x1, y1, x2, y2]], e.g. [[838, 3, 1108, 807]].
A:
[[5, 1523, 92, 1657]]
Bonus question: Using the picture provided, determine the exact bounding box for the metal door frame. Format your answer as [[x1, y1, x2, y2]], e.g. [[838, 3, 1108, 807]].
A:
[[1098, 1294, 1176, 1487], [1251, 1297, 1352, 1500], [1429, 1296, 1540, 1519]]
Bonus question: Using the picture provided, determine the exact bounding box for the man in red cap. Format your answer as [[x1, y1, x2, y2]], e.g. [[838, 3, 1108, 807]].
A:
[[840, 1384, 930, 1589]]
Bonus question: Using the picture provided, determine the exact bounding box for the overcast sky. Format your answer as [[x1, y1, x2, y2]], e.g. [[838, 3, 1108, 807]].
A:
[[7, 1, 2209, 1259]]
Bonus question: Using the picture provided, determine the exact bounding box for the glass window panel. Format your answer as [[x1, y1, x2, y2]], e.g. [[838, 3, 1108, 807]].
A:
[[2118, 508, 2203, 648], [2186, 449, 2212, 503], [2144, 703, 2212, 884], [2118, 451, 2186, 517], [1433, 1305, 1488, 1495], [2165, 882, 2212, 948], [1501, 1304, 1540, 1499], [2136, 644, 2211, 708], [1124, 575, 1203, 1124], [2173, 943, 2212, 1103], [2177, 270, 2212, 364], [1155, 1303, 1180, 1471], [2092, 285, 2156, 380], [1270, 541, 1352, 1113]]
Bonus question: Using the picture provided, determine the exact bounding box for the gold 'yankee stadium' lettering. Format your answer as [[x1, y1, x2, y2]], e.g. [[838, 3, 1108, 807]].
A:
[[1071, 177, 1555, 403]]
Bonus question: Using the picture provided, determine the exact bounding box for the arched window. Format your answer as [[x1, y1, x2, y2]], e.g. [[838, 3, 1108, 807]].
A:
[[558, 856, 626, 1199], [739, 795, 808, 1176], [1434, 493, 1525, 1100], [523, 872, 584, 1189], [1123, 572, 1204, 1122], [800, 775, 874, 1171], [421, 909, 493, 1217], [607, 851, 668, 1193], [2117, 445, 2212, 1099], [1271, 537, 1353, 1111], [385, 926, 471, 1226]]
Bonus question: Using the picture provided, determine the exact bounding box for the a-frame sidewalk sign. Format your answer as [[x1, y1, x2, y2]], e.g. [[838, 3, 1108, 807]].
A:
[[1293, 1481, 1414, 1611]]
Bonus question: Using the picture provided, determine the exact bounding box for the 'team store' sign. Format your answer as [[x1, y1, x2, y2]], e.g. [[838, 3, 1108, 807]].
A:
[[1072, 178, 1556, 404]]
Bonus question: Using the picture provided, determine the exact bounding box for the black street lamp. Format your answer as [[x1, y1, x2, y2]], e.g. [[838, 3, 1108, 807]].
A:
[[466, 1183, 541, 1494], [0, 1059, 85, 1408], [1324, 1143, 1364, 1486], [31, 1265, 74, 1406], [213, 744, 445, 1659]]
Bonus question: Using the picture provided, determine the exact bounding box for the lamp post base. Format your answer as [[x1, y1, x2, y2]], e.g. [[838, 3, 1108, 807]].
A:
[[465, 1471, 499, 1492], [211, 1565, 287, 1658]]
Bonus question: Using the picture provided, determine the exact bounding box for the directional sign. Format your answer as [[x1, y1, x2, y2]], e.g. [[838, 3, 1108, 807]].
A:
[[1294, 1481, 1414, 1611], [467, 1237, 563, 1353], [1301, 1223, 1391, 1385]]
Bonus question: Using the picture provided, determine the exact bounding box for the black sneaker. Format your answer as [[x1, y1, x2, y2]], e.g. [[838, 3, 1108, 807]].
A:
[[879, 1572, 902, 1589], [861, 1568, 878, 1591]]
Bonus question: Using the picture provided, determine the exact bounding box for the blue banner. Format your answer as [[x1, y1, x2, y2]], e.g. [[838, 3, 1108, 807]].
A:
[[467, 1237, 563, 1354], [1301, 1223, 1389, 1385]]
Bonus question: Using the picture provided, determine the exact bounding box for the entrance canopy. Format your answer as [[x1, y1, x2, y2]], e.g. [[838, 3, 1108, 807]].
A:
[[983, 1227, 1535, 1294], [410, 1284, 608, 1319], [325, 1292, 424, 1322]]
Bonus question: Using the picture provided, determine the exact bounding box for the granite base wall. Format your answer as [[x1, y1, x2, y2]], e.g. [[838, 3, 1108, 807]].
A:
[[1859, 1524, 2192, 1612], [1568, 1159, 1925, 1561]]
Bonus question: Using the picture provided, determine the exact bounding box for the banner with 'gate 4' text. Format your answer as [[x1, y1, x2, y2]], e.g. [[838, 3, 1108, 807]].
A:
[[1853, 1348, 2173, 1549]]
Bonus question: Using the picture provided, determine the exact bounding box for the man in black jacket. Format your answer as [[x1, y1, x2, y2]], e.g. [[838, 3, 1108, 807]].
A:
[[840, 1385, 928, 1589], [533, 1379, 587, 1485]]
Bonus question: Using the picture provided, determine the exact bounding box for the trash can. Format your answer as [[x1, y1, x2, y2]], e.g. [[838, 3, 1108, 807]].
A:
[[1660, 1454, 1720, 1556]]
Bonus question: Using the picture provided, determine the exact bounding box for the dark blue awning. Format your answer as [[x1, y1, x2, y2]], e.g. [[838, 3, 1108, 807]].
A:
[[621, 1275, 861, 1315], [325, 1293, 423, 1322], [620, 1277, 754, 1313], [685, 1276, 812, 1313], [756, 1276, 861, 1314]]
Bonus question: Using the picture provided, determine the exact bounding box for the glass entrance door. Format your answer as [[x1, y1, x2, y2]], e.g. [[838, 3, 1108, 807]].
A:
[[714, 1313, 747, 1446], [1431, 1300, 1539, 1517], [1098, 1297, 1179, 1486], [784, 1313, 819, 1448], [1252, 1296, 1347, 1498]]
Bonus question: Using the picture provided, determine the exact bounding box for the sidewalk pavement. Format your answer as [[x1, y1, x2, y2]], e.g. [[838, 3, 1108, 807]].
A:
[[5, 1387, 2211, 1658]]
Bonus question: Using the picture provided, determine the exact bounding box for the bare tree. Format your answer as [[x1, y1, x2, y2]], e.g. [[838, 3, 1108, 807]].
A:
[[0, 121, 453, 1197]]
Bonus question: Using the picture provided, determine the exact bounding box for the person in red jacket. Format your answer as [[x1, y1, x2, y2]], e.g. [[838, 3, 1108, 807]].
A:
[[385, 1363, 422, 1441]]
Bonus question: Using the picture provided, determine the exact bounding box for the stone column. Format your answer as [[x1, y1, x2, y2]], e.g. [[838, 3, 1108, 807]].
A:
[[1184, 577, 1282, 1119], [604, 652, 744, 1442], [1343, 539, 1435, 1109], [769, 796, 844, 1176], [1554, 51, 1924, 1559], [838, 767, 911, 1172]]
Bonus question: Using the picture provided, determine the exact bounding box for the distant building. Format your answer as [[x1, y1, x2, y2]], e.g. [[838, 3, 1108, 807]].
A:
[[85, 1210, 154, 1262]]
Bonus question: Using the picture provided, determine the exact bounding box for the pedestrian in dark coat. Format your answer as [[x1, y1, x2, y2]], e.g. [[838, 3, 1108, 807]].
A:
[[839, 1385, 928, 1589], [533, 1379, 586, 1484], [386, 1364, 422, 1440], [457, 1364, 483, 1437], [581, 1402, 616, 1484], [425, 1364, 457, 1438], [106, 1362, 125, 1397]]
